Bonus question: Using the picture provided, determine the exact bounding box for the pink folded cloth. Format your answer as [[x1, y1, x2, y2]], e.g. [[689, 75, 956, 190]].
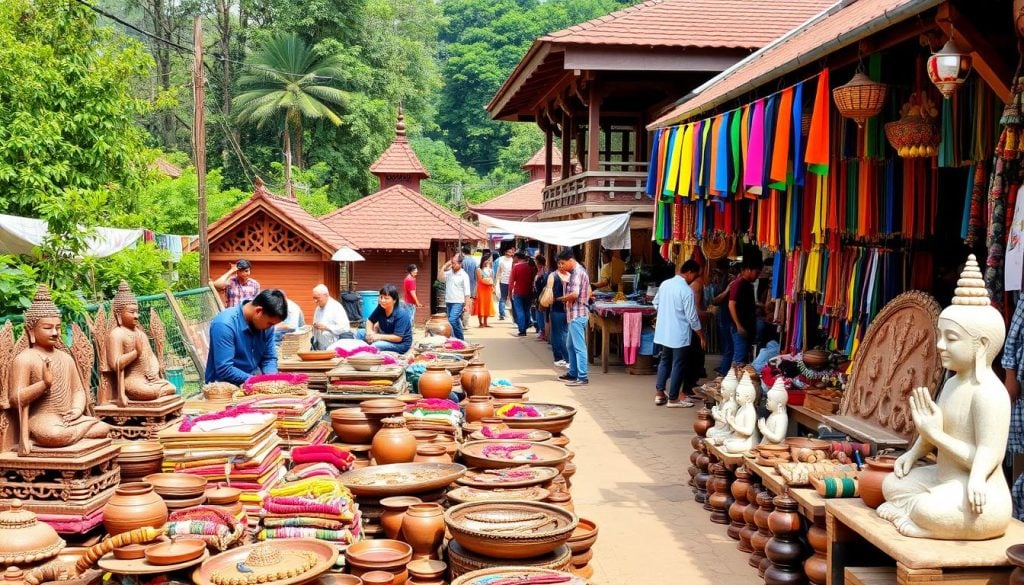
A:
[[623, 312, 642, 366]]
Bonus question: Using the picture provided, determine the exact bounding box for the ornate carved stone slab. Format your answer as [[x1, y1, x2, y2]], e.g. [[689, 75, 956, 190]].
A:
[[0, 442, 120, 515], [95, 395, 184, 440], [838, 290, 944, 441]]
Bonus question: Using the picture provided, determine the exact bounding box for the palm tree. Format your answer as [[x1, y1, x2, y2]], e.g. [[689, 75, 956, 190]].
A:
[[233, 33, 347, 195]]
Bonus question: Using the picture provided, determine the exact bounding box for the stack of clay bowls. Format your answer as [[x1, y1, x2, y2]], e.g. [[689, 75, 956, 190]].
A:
[[144, 472, 208, 510], [116, 441, 164, 483], [566, 518, 599, 578]]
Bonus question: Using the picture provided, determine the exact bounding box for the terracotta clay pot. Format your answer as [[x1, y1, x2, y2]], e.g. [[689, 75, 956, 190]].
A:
[[331, 408, 382, 444], [460, 361, 492, 397], [361, 571, 394, 585], [406, 559, 447, 585], [372, 417, 418, 464], [431, 436, 458, 457], [401, 503, 445, 560], [414, 444, 452, 464], [859, 455, 897, 509], [463, 396, 495, 423], [425, 314, 452, 338], [380, 496, 422, 540], [418, 365, 454, 400], [102, 482, 169, 535], [693, 408, 714, 438], [1007, 544, 1024, 585]]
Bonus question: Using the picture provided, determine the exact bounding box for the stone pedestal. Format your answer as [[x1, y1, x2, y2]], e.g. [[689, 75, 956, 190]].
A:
[[95, 394, 185, 440]]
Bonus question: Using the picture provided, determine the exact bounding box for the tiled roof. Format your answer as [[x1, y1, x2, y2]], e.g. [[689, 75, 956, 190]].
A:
[[321, 185, 488, 250], [651, 0, 939, 127], [205, 178, 355, 254], [542, 0, 835, 49], [470, 180, 544, 212], [523, 146, 563, 170], [369, 115, 429, 178]]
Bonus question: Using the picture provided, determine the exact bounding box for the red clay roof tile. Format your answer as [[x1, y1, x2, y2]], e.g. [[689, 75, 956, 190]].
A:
[[523, 146, 563, 170], [470, 180, 544, 213]]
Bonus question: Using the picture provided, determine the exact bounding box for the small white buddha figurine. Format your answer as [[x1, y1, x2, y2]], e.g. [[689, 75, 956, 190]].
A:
[[721, 370, 760, 453], [876, 255, 1011, 540], [758, 378, 788, 445], [708, 368, 738, 441]]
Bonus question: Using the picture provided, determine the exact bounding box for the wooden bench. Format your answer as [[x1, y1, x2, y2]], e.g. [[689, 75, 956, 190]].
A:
[[789, 404, 909, 451], [827, 498, 1024, 585]]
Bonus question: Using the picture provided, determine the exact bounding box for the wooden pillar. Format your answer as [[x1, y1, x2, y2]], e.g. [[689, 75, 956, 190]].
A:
[[561, 114, 571, 180], [545, 124, 554, 186], [587, 84, 601, 173]]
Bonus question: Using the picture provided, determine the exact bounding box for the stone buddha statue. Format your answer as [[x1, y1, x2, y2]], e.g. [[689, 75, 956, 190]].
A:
[[877, 256, 1011, 540], [6, 285, 110, 455], [720, 370, 760, 453], [758, 378, 788, 445], [708, 368, 739, 441], [100, 281, 176, 406]]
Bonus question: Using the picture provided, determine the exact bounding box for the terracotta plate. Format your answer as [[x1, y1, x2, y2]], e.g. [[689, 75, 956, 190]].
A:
[[193, 540, 337, 585], [457, 466, 560, 488], [446, 485, 549, 504], [469, 428, 551, 442], [339, 462, 467, 497], [459, 440, 569, 470], [297, 351, 337, 361], [99, 549, 209, 575], [144, 539, 206, 565]]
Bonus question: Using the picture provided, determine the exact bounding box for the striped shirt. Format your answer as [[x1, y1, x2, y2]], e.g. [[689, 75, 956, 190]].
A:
[[225, 276, 260, 307], [564, 264, 591, 321]]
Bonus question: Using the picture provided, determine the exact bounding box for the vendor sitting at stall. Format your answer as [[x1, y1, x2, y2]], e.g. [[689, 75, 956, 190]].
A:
[[592, 249, 625, 292], [355, 284, 413, 353]]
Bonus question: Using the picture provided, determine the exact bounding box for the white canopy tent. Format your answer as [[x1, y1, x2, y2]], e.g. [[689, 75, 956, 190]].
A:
[[0, 213, 143, 258], [474, 212, 631, 249]]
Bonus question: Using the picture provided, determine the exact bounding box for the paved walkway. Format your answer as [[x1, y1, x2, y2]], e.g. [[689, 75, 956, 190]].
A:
[[468, 318, 755, 585]]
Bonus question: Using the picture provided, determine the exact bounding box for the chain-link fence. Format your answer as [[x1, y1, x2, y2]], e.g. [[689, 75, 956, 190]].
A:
[[1, 287, 223, 400]]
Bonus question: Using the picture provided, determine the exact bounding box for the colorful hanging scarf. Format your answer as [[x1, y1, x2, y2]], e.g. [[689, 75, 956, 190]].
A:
[[805, 69, 831, 175], [744, 99, 766, 193], [769, 87, 794, 191]]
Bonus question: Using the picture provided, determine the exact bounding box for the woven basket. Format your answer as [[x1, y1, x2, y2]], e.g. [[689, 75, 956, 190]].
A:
[[832, 72, 887, 127], [202, 382, 238, 401], [884, 115, 939, 157], [702, 235, 732, 260], [447, 541, 571, 579]]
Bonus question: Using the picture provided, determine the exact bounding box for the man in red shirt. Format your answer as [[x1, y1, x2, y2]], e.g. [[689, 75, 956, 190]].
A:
[[507, 251, 536, 337], [403, 264, 423, 324]]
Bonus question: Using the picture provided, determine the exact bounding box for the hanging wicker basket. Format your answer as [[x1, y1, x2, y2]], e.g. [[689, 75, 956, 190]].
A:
[[884, 115, 939, 158], [832, 72, 888, 127], [702, 235, 732, 260]]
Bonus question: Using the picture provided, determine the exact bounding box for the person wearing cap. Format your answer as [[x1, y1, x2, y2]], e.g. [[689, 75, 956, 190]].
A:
[[214, 259, 261, 307]]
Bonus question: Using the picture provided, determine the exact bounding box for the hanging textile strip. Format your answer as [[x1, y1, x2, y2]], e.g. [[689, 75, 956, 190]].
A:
[[691, 120, 705, 199], [672, 196, 684, 242], [713, 112, 732, 197], [856, 158, 870, 238], [700, 119, 715, 198], [771, 251, 784, 299], [938, 97, 955, 168], [661, 126, 681, 198], [760, 94, 780, 197], [645, 128, 663, 197], [882, 160, 895, 237], [986, 154, 1008, 310], [867, 54, 884, 159], [769, 87, 795, 190], [801, 177, 816, 249], [656, 127, 671, 197], [792, 82, 806, 187], [966, 160, 987, 246], [960, 162, 975, 239], [806, 70, 831, 176], [730, 108, 744, 195], [678, 125, 695, 200], [744, 99, 766, 193]]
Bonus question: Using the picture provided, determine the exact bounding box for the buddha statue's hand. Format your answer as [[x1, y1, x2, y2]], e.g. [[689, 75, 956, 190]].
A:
[[968, 475, 987, 514], [134, 332, 145, 354], [41, 358, 53, 389], [757, 419, 767, 434], [61, 409, 82, 425], [893, 451, 915, 478], [909, 386, 943, 442]]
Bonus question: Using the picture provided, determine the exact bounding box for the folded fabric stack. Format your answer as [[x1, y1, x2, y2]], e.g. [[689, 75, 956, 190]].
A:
[[404, 398, 464, 439], [164, 505, 247, 551], [326, 363, 409, 395], [257, 477, 361, 546], [157, 405, 285, 529], [242, 393, 330, 448]]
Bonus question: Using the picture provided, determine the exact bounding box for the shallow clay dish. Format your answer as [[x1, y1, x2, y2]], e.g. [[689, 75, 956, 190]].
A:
[[567, 518, 599, 554], [193, 540, 337, 585], [445, 501, 578, 559], [112, 543, 149, 560], [451, 566, 586, 585], [344, 539, 412, 571], [315, 576, 364, 585], [359, 398, 406, 416], [339, 462, 467, 497], [457, 466, 560, 488], [496, 403, 577, 434], [205, 486, 242, 505], [446, 486, 549, 505], [459, 440, 569, 471], [145, 539, 206, 565], [118, 441, 163, 458], [164, 492, 208, 509], [297, 351, 337, 362], [99, 549, 209, 575], [347, 355, 385, 371], [144, 473, 208, 497], [469, 428, 551, 442]]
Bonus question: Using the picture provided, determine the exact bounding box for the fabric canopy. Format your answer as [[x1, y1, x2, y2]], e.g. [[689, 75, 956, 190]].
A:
[[474, 212, 632, 249], [0, 213, 144, 258]]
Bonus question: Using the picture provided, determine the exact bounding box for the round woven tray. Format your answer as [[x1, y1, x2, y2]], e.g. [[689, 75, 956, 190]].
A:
[[446, 541, 571, 579], [702, 235, 732, 260]]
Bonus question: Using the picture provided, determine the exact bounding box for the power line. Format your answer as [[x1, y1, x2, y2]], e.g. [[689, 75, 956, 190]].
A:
[[74, 0, 193, 53]]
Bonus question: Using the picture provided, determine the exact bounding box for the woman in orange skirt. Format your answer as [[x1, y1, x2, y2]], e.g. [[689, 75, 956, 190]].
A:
[[475, 254, 495, 327]]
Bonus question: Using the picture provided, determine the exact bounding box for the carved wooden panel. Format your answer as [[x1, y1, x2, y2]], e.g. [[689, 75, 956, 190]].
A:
[[839, 290, 944, 440], [211, 212, 319, 255]]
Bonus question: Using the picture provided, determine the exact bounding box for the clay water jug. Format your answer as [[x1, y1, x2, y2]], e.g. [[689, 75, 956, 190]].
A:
[[464, 396, 495, 423], [102, 482, 168, 535], [693, 407, 714, 437], [460, 361, 491, 397], [858, 455, 896, 509], [380, 496, 422, 540], [401, 503, 445, 560], [425, 314, 452, 338], [372, 417, 418, 464], [418, 364, 453, 400]]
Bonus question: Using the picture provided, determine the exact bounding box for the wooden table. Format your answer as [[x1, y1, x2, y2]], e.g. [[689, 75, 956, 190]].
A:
[[788, 404, 909, 451], [586, 303, 655, 373], [705, 440, 747, 468], [826, 498, 1024, 585], [744, 458, 825, 520]]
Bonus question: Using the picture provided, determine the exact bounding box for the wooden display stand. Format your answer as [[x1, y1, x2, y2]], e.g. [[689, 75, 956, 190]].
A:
[[826, 498, 1024, 585], [94, 394, 184, 440]]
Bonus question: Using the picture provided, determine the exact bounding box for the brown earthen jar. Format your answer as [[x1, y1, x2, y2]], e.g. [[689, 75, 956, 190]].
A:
[[418, 364, 454, 400], [859, 455, 897, 509], [463, 396, 495, 423], [401, 503, 445, 560], [414, 444, 452, 464], [102, 482, 169, 535], [460, 361, 492, 397], [380, 496, 422, 540], [425, 314, 452, 338], [372, 417, 418, 464], [361, 571, 394, 585]]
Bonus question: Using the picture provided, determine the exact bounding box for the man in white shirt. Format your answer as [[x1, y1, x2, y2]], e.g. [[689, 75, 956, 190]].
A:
[[495, 246, 515, 321], [311, 284, 353, 349], [653, 260, 706, 408], [438, 255, 472, 340]]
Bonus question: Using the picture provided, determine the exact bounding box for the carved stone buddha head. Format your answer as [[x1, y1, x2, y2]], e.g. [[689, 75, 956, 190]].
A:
[[23, 285, 61, 349], [112, 281, 140, 328], [936, 255, 1004, 382]]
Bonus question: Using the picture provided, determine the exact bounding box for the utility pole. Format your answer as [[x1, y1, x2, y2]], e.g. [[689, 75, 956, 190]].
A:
[[193, 16, 210, 286]]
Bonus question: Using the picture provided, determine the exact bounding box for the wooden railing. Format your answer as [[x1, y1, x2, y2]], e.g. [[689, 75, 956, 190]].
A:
[[542, 161, 649, 211]]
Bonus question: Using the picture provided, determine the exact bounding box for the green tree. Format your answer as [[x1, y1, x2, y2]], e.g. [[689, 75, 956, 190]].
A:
[[233, 32, 348, 193], [90, 243, 172, 300], [137, 167, 249, 234]]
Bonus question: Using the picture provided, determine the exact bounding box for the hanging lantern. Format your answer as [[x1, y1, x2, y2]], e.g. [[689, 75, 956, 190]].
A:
[[832, 71, 888, 127], [926, 38, 972, 99]]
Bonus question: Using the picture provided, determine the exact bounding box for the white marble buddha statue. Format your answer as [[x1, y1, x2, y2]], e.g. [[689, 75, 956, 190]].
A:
[[708, 368, 738, 441], [876, 255, 1011, 540], [721, 371, 760, 453], [758, 378, 788, 445]]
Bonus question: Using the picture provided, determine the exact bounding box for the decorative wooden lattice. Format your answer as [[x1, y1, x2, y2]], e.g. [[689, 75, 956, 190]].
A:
[[212, 213, 319, 255]]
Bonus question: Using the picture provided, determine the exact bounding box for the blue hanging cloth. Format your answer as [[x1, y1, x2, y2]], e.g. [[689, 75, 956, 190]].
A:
[[713, 111, 732, 197], [792, 82, 806, 187], [771, 251, 784, 299], [646, 128, 663, 197]]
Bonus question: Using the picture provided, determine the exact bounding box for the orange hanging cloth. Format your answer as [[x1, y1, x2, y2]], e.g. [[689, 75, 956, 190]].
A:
[[769, 87, 795, 190], [805, 70, 831, 176]]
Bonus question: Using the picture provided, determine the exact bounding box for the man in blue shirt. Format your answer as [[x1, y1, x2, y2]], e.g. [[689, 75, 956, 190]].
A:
[[205, 289, 288, 384], [356, 284, 414, 353], [653, 260, 706, 408]]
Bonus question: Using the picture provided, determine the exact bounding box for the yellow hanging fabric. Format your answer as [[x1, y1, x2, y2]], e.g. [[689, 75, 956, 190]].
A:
[[679, 124, 694, 200], [664, 127, 682, 197]]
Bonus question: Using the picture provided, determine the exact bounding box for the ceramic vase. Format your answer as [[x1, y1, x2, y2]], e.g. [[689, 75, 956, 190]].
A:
[[460, 361, 491, 397], [425, 314, 452, 338], [693, 408, 714, 437], [372, 417, 418, 464], [102, 482, 169, 535], [413, 444, 452, 464], [858, 455, 897, 509], [418, 364, 453, 400], [401, 503, 445, 560], [380, 496, 422, 540], [464, 396, 495, 423]]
